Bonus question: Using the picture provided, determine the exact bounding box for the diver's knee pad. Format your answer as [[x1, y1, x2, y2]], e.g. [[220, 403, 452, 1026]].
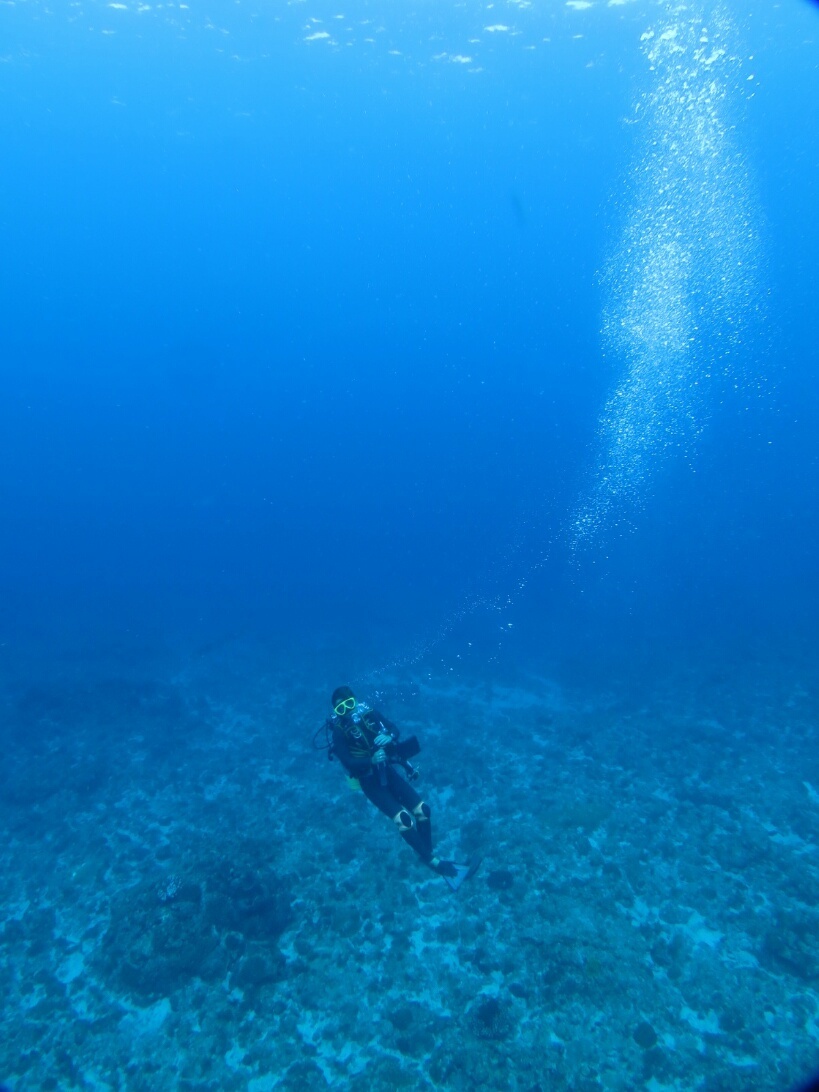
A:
[[413, 801, 431, 822], [393, 810, 414, 833]]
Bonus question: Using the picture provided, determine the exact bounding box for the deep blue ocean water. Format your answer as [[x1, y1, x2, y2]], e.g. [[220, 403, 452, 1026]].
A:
[[1, 2, 819, 1089]]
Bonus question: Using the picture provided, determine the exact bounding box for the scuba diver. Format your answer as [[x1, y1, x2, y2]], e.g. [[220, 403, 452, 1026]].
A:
[[320, 685, 480, 891]]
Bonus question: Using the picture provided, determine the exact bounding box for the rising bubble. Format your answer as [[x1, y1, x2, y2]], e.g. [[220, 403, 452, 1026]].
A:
[[569, 4, 764, 551]]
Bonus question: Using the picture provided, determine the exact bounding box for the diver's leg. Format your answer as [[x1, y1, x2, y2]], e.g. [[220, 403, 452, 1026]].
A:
[[391, 807, 432, 862], [384, 772, 479, 886], [386, 768, 433, 861], [413, 801, 432, 858], [361, 774, 430, 863]]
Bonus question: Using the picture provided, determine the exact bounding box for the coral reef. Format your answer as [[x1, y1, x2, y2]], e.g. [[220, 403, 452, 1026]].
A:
[[1, 650, 819, 1089]]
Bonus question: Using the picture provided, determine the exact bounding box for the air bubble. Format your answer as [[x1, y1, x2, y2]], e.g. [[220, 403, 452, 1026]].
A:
[[569, 6, 763, 553]]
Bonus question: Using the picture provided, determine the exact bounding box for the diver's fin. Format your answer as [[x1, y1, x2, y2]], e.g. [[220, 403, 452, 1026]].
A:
[[440, 856, 482, 892]]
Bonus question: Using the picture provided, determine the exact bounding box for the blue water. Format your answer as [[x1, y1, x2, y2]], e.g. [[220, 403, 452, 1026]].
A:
[[1, 2, 818, 1089]]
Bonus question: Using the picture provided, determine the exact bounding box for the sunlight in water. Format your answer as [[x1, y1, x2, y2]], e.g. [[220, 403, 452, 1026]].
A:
[[569, 4, 763, 551], [3, 0, 646, 70]]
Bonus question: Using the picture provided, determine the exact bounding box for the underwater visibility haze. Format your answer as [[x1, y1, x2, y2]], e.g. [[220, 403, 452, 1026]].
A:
[[1, 0, 818, 1088]]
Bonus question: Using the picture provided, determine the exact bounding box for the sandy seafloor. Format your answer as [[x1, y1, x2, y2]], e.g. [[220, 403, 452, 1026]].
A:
[[2, 637, 819, 1092]]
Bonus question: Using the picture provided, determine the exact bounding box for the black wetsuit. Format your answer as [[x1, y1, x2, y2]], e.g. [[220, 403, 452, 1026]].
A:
[[330, 703, 431, 862]]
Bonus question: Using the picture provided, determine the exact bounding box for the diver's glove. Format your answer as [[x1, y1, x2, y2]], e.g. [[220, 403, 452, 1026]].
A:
[[372, 748, 388, 766], [373, 733, 393, 747]]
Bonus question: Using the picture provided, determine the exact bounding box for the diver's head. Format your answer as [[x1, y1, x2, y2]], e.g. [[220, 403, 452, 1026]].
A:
[[332, 685, 356, 718]]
